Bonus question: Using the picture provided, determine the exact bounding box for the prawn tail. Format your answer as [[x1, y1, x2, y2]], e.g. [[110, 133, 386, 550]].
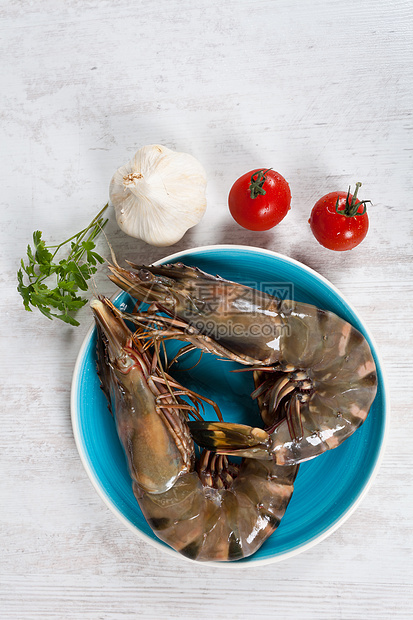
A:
[[188, 421, 273, 460]]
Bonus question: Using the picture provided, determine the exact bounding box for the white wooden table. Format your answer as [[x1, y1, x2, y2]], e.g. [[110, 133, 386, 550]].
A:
[[2, 1, 412, 618]]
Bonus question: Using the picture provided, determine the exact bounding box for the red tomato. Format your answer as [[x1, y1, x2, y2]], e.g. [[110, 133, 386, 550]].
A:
[[309, 183, 370, 251], [228, 168, 291, 231]]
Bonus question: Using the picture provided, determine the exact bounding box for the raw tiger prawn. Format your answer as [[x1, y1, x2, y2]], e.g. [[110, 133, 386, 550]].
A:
[[92, 296, 298, 561], [108, 261, 378, 466]]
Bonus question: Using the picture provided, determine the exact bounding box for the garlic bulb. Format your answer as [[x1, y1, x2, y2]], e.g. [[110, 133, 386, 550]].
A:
[[109, 144, 207, 247]]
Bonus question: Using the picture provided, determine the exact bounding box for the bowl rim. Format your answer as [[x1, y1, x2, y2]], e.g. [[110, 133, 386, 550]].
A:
[[71, 244, 390, 568]]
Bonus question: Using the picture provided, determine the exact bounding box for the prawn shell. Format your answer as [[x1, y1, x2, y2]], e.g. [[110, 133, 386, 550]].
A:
[[93, 296, 299, 562]]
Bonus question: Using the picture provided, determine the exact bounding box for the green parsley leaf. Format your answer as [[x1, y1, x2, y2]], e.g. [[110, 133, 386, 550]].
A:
[[17, 204, 108, 326]]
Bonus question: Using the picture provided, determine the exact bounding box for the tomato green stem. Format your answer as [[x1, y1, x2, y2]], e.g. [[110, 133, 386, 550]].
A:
[[249, 169, 272, 199], [335, 182, 371, 217]]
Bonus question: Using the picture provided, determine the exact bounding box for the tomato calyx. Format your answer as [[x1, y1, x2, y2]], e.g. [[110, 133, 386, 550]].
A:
[[249, 168, 272, 199], [335, 182, 371, 217]]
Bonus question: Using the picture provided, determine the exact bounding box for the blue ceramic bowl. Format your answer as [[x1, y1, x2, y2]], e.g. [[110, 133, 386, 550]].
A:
[[71, 245, 388, 566]]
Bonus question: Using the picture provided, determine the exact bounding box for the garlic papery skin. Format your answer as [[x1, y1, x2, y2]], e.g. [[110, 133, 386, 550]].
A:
[[109, 144, 207, 247]]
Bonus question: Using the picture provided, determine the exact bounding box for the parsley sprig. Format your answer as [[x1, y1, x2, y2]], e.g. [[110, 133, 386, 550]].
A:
[[17, 204, 109, 326]]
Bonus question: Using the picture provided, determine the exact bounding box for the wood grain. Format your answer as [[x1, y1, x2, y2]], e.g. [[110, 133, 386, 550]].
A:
[[1, 1, 412, 618]]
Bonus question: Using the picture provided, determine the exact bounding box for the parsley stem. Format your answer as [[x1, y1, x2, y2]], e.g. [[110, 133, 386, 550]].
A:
[[64, 216, 109, 288], [49, 203, 109, 255]]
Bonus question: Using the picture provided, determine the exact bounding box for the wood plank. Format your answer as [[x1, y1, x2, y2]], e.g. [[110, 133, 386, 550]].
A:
[[1, 0, 412, 618]]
